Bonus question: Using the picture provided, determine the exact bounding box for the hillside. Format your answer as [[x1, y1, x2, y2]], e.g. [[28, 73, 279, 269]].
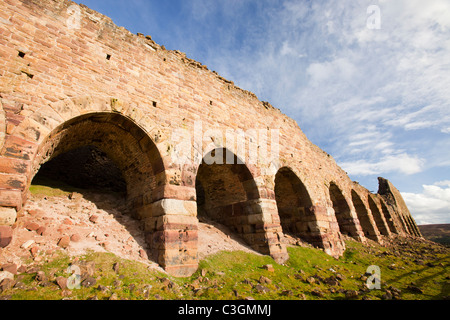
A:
[[419, 224, 450, 247]]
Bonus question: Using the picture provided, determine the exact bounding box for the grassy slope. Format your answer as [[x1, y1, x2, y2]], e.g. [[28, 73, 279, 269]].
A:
[[2, 181, 448, 300], [2, 238, 448, 300]]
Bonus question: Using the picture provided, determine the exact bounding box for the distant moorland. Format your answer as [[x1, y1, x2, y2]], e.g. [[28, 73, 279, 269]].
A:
[[419, 224, 450, 247]]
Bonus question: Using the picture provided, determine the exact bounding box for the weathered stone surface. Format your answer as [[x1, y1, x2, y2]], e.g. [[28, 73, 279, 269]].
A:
[[82, 277, 97, 288], [70, 234, 81, 242], [0, 207, 16, 225], [21, 240, 35, 249], [57, 236, 70, 249], [36, 226, 46, 236], [262, 264, 275, 272], [0, 225, 12, 248], [0, 271, 14, 283], [35, 271, 47, 282], [25, 222, 40, 231], [55, 276, 67, 290], [1, 263, 17, 275]]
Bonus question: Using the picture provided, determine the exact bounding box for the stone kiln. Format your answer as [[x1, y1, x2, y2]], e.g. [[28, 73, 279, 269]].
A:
[[0, 0, 421, 276]]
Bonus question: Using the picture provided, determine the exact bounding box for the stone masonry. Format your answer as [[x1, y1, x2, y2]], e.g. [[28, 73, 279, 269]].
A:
[[0, 0, 422, 276]]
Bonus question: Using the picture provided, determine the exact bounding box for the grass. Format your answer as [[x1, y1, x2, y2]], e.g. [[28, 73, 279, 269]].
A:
[[29, 176, 126, 199], [29, 176, 86, 198], [2, 239, 448, 300]]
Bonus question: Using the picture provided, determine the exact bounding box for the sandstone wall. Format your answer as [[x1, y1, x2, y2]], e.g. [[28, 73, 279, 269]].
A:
[[0, 0, 421, 276]]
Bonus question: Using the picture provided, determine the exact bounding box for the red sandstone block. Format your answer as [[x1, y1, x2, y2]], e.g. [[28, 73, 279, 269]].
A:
[[0, 157, 30, 175], [151, 230, 198, 250], [8, 15, 23, 27], [33, 36, 53, 49], [259, 188, 275, 200], [2, 135, 37, 161], [45, 22, 60, 32], [0, 173, 27, 191], [0, 225, 13, 248], [162, 229, 198, 243], [0, 189, 22, 208], [162, 221, 198, 232], [163, 248, 198, 266], [6, 112, 25, 127], [151, 184, 196, 202], [181, 170, 196, 187]]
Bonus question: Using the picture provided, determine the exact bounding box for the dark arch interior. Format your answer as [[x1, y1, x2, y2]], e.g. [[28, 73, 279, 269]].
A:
[[32, 145, 126, 193], [351, 190, 378, 241], [329, 183, 359, 238], [380, 200, 398, 234], [274, 167, 313, 243], [195, 148, 260, 247], [368, 196, 389, 236]]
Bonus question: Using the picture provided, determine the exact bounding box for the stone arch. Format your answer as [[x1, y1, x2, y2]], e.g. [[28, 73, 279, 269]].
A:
[[396, 212, 410, 235], [368, 195, 390, 236], [195, 148, 263, 248], [31, 112, 165, 212], [10, 96, 169, 151], [351, 190, 379, 241], [1, 96, 169, 208], [328, 182, 361, 239], [405, 215, 421, 237], [0, 96, 205, 274], [274, 166, 314, 243], [27, 112, 171, 265], [379, 198, 398, 234]]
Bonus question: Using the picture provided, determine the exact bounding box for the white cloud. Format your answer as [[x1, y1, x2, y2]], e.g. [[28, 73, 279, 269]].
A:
[[402, 181, 450, 225], [280, 41, 306, 58], [306, 58, 357, 85], [434, 180, 450, 187], [340, 153, 425, 176]]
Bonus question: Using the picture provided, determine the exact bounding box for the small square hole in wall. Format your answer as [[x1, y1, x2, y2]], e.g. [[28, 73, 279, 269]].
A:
[[106, 54, 111, 60], [152, 101, 157, 108], [18, 51, 26, 58]]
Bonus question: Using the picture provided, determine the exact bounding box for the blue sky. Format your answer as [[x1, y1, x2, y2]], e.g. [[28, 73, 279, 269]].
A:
[[74, 0, 450, 225]]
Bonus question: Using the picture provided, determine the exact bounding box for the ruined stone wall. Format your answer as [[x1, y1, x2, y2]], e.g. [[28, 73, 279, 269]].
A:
[[0, 0, 421, 276]]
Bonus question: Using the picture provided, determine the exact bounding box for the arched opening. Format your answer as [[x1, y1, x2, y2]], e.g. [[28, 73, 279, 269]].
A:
[[351, 190, 378, 241], [29, 112, 164, 262], [399, 213, 412, 235], [195, 148, 261, 252], [406, 215, 420, 237], [379, 200, 398, 234], [274, 167, 313, 244], [368, 196, 389, 236], [329, 183, 359, 238]]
